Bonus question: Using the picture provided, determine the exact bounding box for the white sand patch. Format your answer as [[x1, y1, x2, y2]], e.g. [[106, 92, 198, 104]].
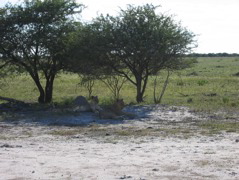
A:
[[1, 135, 238, 179], [0, 105, 238, 179]]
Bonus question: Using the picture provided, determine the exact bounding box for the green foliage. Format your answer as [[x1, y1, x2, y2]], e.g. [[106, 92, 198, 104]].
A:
[[0, 3, 196, 104], [0, 0, 83, 103], [65, 22, 113, 76], [222, 97, 229, 104], [68, 4, 196, 103], [59, 96, 75, 106], [197, 80, 208, 86]]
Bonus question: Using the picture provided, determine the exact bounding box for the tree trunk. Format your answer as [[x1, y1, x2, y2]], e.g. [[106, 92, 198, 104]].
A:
[[136, 77, 144, 103], [44, 74, 55, 103], [135, 74, 148, 103], [136, 91, 144, 103], [157, 70, 170, 104], [32, 76, 45, 104], [31, 73, 55, 104], [153, 70, 170, 104], [44, 84, 53, 103], [136, 73, 148, 103]]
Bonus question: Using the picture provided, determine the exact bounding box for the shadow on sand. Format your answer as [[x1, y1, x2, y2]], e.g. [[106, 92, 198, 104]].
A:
[[0, 105, 155, 126]]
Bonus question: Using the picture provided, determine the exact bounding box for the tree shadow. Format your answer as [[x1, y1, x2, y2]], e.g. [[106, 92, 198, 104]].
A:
[[0, 105, 155, 127]]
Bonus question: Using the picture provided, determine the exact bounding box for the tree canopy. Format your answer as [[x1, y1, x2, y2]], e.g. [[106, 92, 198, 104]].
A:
[[0, 0, 83, 103], [0, 2, 196, 104], [68, 4, 196, 102]]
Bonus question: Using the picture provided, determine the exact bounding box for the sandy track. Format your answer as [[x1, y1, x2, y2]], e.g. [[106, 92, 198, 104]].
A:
[[0, 105, 239, 179]]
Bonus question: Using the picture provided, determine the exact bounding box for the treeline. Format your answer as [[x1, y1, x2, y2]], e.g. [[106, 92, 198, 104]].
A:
[[187, 53, 239, 57], [0, 0, 196, 104]]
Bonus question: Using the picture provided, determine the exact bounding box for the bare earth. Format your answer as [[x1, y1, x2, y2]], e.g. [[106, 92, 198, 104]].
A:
[[0, 105, 238, 180]]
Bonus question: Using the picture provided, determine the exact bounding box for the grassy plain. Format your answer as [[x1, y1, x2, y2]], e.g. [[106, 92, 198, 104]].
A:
[[0, 57, 239, 111]]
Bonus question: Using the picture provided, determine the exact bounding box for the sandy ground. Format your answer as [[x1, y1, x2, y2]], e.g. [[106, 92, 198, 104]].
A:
[[0, 105, 239, 180]]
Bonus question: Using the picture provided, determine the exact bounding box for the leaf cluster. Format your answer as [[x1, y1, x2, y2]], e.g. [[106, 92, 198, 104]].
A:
[[0, 0, 83, 73]]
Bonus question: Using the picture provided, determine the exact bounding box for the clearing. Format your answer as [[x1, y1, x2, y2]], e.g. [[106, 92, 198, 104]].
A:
[[0, 105, 238, 179]]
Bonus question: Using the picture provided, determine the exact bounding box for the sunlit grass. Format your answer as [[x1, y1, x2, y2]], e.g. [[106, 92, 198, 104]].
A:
[[1, 57, 239, 111], [199, 121, 239, 135]]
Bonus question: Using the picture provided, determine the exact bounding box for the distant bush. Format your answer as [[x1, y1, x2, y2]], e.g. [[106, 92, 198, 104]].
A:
[[231, 102, 237, 107], [187, 98, 193, 103], [222, 97, 229, 104], [233, 72, 239, 76], [197, 80, 208, 86], [187, 53, 239, 57], [59, 97, 74, 106]]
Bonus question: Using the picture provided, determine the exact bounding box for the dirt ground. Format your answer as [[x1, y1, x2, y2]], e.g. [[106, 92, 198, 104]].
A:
[[0, 105, 238, 180]]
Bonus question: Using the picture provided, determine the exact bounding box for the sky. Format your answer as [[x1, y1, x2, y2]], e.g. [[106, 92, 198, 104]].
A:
[[1, 0, 239, 54]]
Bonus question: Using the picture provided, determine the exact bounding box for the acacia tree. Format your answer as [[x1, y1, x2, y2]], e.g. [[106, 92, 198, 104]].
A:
[[88, 4, 196, 102], [0, 0, 83, 103]]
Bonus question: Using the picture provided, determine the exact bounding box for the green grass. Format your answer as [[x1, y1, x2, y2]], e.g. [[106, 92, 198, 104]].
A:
[[199, 121, 239, 135], [1, 57, 239, 111]]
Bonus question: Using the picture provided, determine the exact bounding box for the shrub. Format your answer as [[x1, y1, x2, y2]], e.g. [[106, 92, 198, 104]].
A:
[[197, 80, 208, 86], [222, 97, 229, 104]]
